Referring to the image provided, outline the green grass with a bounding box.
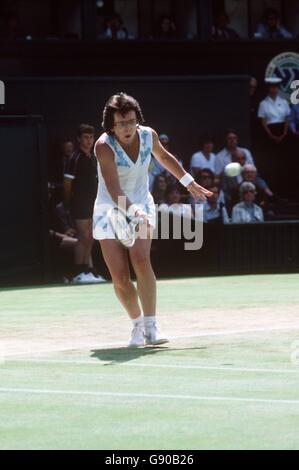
[0,274,299,449]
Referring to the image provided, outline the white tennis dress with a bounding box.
[93,125,157,240]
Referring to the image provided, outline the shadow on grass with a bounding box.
[90,345,206,365]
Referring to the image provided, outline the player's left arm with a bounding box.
[151,128,213,201]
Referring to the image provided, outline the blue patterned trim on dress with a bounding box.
[140,129,151,165]
[107,135,131,168]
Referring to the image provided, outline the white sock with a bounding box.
[132,314,144,327]
[144,315,156,331]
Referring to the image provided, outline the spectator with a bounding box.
[154,16,178,40]
[242,164,273,198]
[196,168,215,190]
[220,149,246,212]
[255,8,292,39]
[190,136,216,176]
[159,185,193,219]
[61,139,75,178]
[231,182,264,223]
[212,12,240,41]
[151,174,168,205]
[201,186,229,224]
[215,129,255,176]
[55,201,77,238]
[258,77,291,195]
[99,13,129,40]
[48,183,77,282]
[149,133,182,191]
[258,78,290,141]
[64,124,106,284]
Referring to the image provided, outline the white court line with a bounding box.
[9,359,299,375]
[0,387,299,405]
[3,324,299,359]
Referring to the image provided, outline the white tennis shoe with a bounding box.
[71,272,106,285]
[145,325,169,346]
[128,325,145,348]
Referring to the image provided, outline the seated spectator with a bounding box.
[99,13,129,40]
[55,201,77,238]
[255,8,292,39]
[242,164,273,199]
[212,12,240,41]
[190,136,216,176]
[196,168,215,189]
[48,182,77,282]
[154,16,178,39]
[220,149,246,212]
[289,103,299,137]
[159,185,193,219]
[201,186,229,224]
[215,129,255,176]
[149,133,182,191]
[151,174,168,205]
[231,182,264,223]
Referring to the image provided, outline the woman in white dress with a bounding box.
[93,93,212,347]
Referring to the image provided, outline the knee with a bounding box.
[113,272,131,290]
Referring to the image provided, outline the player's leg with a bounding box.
[128,228,156,316]
[129,225,168,345]
[100,239,142,320]
[100,239,144,347]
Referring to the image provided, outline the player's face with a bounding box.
[113,111,138,145]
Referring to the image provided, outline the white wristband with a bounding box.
[179,173,194,188]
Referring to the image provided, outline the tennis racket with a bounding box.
[107,207,147,248]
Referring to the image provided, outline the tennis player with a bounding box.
[93,93,212,347]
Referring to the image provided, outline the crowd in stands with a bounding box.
[1,6,298,42]
[47,76,298,283]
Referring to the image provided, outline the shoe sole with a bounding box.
[127,343,145,348]
[145,338,169,346]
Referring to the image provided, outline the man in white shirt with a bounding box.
[215,129,255,175]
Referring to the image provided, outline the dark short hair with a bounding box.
[200,135,214,147]
[102,93,145,135]
[77,124,95,138]
[225,129,238,138]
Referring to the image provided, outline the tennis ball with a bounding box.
[224,162,242,177]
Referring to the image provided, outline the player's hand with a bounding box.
[187,181,213,202]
